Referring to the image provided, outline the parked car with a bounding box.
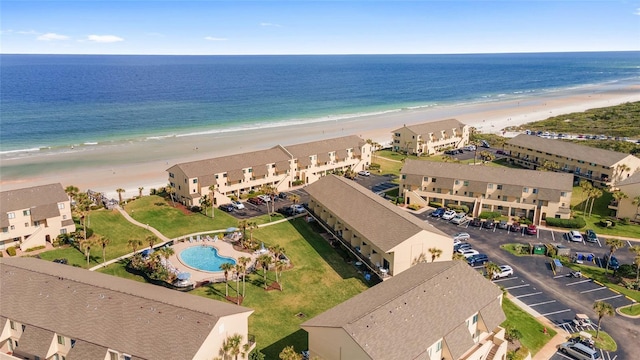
[442,210,457,220]
[257,194,271,203]
[567,230,584,242]
[558,341,600,360]
[492,265,514,279]
[482,219,495,229]
[219,204,235,212]
[450,213,467,225]
[455,243,473,253]
[453,232,471,241]
[497,220,508,230]
[470,218,482,227]
[53,258,68,264]
[231,200,245,210]
[277,206,295,216]
[464,145,476,151]
[291,204,306,214]
[510,222,521,232]
[247,197,264,205]
[467,254,489,266]
[603,254,620,270]
[431,207,446,217]
[496,150,505,155]
[278,192,288,199]
[460,249,480,258]
[584,229,599,243]
[358,170,370,176]
[525,224,537,235]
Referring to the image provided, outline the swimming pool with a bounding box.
[179,246,236,272]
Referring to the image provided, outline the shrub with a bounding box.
[545,217,585,229]
[621,217,630,225]
[292,180,304,186]
[150,188,157,195]
[25,245,45,252]
[190,206,202,213]
[617,264,636,278]
[407,204,423,211]
[479,211,501,219]
[6,247,17,256]
[368,163,381,170]
[429,201,443,208]
[449,204,470,214]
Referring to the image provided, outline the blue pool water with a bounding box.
[179,246,236,272]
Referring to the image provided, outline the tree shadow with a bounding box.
[261,329,308,360]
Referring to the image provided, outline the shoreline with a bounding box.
[1,81,639,199]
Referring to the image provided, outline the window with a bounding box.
[532,188,538,194]
[60,229,67,234]
[123,355,132,360]
[523,187,529,193]
[25,223,29,227]
[169,172,175,178]
[497,185,503,190]
[192,179,198,184]
[463,181,469,186]
[58,203,65,209]
[488,183,493,189]
[10,225,15,230]
[34,221,40,227]
[401,174,406,180]
[436,340,442,351]
[561,192,567,197]
[432,178,437,183]
[10,320,15,330]
[57,335,65,345]
[8,212,15,219]
[472,314,478,324]
[2,227,7,233]
[23,210,31,216]
[455,180,459,185]
[109,352,118,360]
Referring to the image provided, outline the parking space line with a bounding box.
[553,274,566,279]
[580,287,607,294]
[540,309,571,317]
[528,300,556,307]
[566,279,591,286]
[551,231,555,242]
[596,294,623,302]
[515,292,542,298]
[492,277,518,283]
[627,240,632,247]
[505,284,530,290]
[611,354,617,360]
[555,351,573,359]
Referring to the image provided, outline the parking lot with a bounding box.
[225,189,310,219]
[419,209,639,359]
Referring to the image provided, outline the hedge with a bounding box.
[407,204,423,211]
[368,163,381,170]
[25,245,46,252]
[479,211,501,219]
[6,246,17,256]
[448,204,470,214]
[545,217,586,229]
[429,201,443,208]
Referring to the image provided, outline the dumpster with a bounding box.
[553,258,563,273]
[533,244,546,255]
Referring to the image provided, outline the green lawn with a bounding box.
[578,330,617,351]
[190,218,369,358]
[570,186,640,238]
[564,263,640,302]
[502,297,557,355]
[619,304,640,316]
[97,260,147,282]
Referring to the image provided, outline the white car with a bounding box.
[258,195,271,202]
[358,170,370,176]
[450,213,467,225]
[231,200,245,210]
[453,232,470,241]
[453,239,462,247]
[291,204,306,214]
[492,265,514,279]
[441,210,456,220]
[460,249,479,258]
[567,230,583,242]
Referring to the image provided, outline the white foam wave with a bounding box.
[0,147,43,155]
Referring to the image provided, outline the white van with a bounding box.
[559,341,600,360]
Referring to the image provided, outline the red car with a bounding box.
[247,197,264,205]
[526,224,537,235]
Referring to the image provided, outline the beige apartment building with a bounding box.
[609,171,640,221]
[167,135,371,207]
[0,257,254,360]
[505,134,640,188]
[305,175,453,278]
[302,260,508,360]
[0,183,75,252]
[401,160,574,224]
[392,119,469,155]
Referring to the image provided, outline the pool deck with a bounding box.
[168,239,259,284]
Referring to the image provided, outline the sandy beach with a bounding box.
[1,81,639,199]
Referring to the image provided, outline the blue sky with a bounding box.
[1,1,639,55]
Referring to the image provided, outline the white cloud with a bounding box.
[87,34,124,43]
[1,29,39,35]
[204,36,227,41]
[260,22,282,27]
[37,32,69,41]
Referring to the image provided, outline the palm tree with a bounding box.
[412,252,428,265]
[166,183,176,206]
[75,192,92,242]
[260,184,277,221]
[225,333,245,360]
[612,190,628,206]
[275,260,287,290]
[579,180,593,212]
[128,238,143,255]
[279,346,302,360]
[208,184,216,218]
[79,237,95,266]
[588,187,603,217]
[116,188,125,204]
[146,234,158,250]
[592,301,615,339]
[541,160,560,172]
[97,235,110,264]
[234,264,243,304]
[238,256,251,297]
[629,245,640,285]
[199,194,210,216]
[156,246,174,260]
[452,252,466,261]
[614,163,631,184]
[604,238,624,274]
[237,220,249,240]
[138,186,144,198]
[632,195,640,219]
[288,194,300,205]
[258,254,272,289]
[247,221,258,246]
[220,262,234,297]
[484,262,501,280]
[64,185,79,203]
[428,247,442,262]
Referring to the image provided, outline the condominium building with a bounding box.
[302,260,507,360]
[391,119,469,155]
[167,135,371,207]
[0,183,75,252]
[504,134,640,188]
[0,257,254,360]
[401,160,574,224]
[609,171,640,221]
[305,175,453,278]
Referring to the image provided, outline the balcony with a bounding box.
[608,200,619,210]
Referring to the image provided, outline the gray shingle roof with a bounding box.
[302,261,505,360]
[507,134,636,167]
[617,171,640,186]
[394,119,466,136]
[0,183,68,212]
[305,175,448,252]
[284,135,365,159]
[14,325,54,356]
[1,257,252,360]
[65,341,110,360]
[402,160,573,192]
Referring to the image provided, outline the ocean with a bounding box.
[1,52,639,155]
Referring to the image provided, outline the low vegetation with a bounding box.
[501,297,556,355]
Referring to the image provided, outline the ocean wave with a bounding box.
[0,147,44,155]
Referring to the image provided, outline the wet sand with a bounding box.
[1,81,639,199]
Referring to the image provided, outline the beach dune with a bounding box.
[1,82,639,200]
